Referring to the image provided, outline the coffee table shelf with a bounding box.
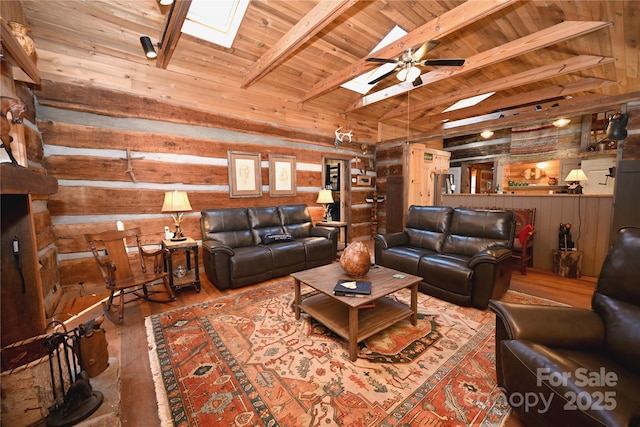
[300,294,413,343]
[292,263,421,361]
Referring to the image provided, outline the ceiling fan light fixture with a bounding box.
[397,65,421,83]
[396,67,408,82]
[407,66,421,83]
[140,36,157,59]
[159,0,174,4]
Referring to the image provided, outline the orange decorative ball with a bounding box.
[340,241,371,278]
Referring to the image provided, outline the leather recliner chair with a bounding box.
[490,227,640,427]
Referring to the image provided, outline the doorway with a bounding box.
[322,157,350,240]
[468,162,494,194]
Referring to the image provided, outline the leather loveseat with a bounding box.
[201,204,338,290]
[490,227,640,427]
[374,206,515,309]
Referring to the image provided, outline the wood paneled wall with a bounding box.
[35,84,373,289]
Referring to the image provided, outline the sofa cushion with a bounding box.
[376,246,435,276]
[265,240,305,268]
[297,237,335,263]
[419,254,472,295]
[201,208,254,248]
[279,205,313,238]
[229,246,273,279]
[248,206,284,244]
[405,206,452,251]
[443,208,514,256]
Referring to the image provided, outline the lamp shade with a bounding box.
[564,169,588,182]
[316,189,334,204]
[162,191,192,212]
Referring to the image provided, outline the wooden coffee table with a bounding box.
[291,263,421,361]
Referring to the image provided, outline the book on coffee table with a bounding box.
[333,279,372,297]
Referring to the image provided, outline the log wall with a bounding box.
[36,84,374,289]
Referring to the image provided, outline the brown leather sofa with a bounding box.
[490,227,640,427]
[374,206,515,309]
[201,204,338,289]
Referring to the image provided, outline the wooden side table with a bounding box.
[317,221,348,250]
[552,249,583,278]
[162,237,201,292]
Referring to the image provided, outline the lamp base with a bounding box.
[171,225,186,241]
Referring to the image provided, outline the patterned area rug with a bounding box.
[146,278,556,426]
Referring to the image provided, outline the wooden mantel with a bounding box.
[0,163,58,195]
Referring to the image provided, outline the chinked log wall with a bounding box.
[35,83,374,289]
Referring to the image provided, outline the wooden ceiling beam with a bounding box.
[301,0,518,102]
[411,78,617,128]
[439,91,640,137]
[156,0,191,69]
[241,0,359,88]
[357,20,612,115]
[378,90,640,144]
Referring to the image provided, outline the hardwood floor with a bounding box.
[57,260,596,426]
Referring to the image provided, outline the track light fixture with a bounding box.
[140,36,158,59]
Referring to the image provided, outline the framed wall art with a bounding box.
[356,175,373,186]
[228,151,262,198]
[269,154,296,196]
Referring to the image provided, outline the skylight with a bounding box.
[341,25,408,95]
[442,92,495,112]
[181,0,250,48]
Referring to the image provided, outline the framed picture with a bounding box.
[269,155,296,196]
[228,151,262,198]
[356,175,373,186]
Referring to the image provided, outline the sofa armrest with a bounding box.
[373,232,408,249]
[468,246,511,268]
[202,240,234,256]
[489,300,605,349]
[311,225,338,240]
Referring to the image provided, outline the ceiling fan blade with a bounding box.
[368,69,396,85]
[365,57,397,64]
[423,59,466,66]
[412,40,440,61]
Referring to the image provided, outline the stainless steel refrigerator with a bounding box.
[434,173,455,206]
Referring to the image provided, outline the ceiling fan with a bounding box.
[365,40,465,86]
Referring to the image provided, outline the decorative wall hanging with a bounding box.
[269,154,296,196]
[228,151,262,198]
[510,123,558,161]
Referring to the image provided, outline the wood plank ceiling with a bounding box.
[15,0,640,145]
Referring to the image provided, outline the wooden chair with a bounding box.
[85,227,175,323]
[512,224,535,275]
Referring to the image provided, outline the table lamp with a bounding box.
[162,190,192,241]
[316,189,334,222]
[564,169,588,194]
